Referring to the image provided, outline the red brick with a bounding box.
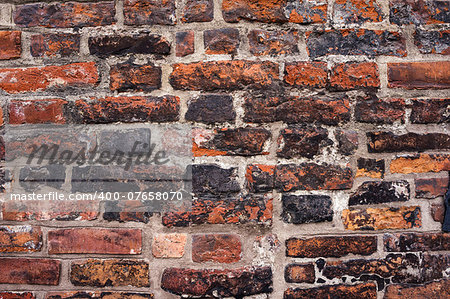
[284,61,327,88]
[410,98,450,124]
[246,164,275,193]
[342,206,422,230]
[204,28,240,54]
[48,228,141,254]
[0,258,60,285]
[192,234,241,263]
[330,62,380,90]
[249,29,299,56]
[333,0,382,24]
[110,62,161,92]
[0,31,21,60]
[385,279,450,299]
[355,95,405,124]
[390,0,449,25]
[124,0,176,25]
[170,60,279,91]
[432,203,445,223]
[0,293,35,299]
[416,177,448,198]
[388,61,450,89]
[285,283,377,299]
[9,99,66,124]
[46,292,153,299]
[152,233,187,258]
[30,33,80,57]
[14,2,115,28]
[0,62,98,94]
[285,263,315,283]
[0,226,42,252]
[176,31,194,57]
[384,232,450,252]
[182,0,213,23]
[390,154,450,174]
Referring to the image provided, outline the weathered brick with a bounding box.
[355,95,405,124]
[30,33,80,57]
[0,226,42,252]
[388,61,450,89]
[192,164,240,194]
[415,29,450,54]
[222,0,327,24]
[282,194,332,224]
[342,206,421,230]
[103,200,153,223]
[285,263,315,283]
[384,233,450,252]
[285,283,377,299]
[152,233,187,258]
[390,154,450,173]
[333,0,382,24]
[48,228,141,254]
[246,164,275,193]
[46,292,153,299]
[249,29,299,56]
[0,31,21,59]
[18,165,65,192]
[368,132,450,153]
[182,0,213,22]
[0,293,35,299]
[275,163,353,191]
[70,259,149,287]
[161,267,272,297]
[89,34,170,57]
[110,62,161,92]
[170,60,279,90]
[349,181,410,206]
[14,2,115,27]
[0,258,60,285]
[69,95,179,123]
[385,279,450,298]
[204,28,240,54]
[284,61,327,88]
[244,95,351,124]
[123,0,176,25]
[185,94,235,124]
[286,236,377,258]
[390,0,449,25]
[415,177,448,198]
[176,31,194,57]
[307,29,406,58]
[0,62,98,93]
[432,203,445,223]
[9,99,66,124]
[193,127,270,156]
[410,98,450,123]
[277,126,331,158]
[330,62,380,90]
[356,158,385,178]
[335,129,359,155]
[192,234,241,263]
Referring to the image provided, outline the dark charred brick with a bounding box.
[390,0,450,25]
[284,283,377,299]
[335,129,359,155]
[367,131,450,153]
[415,177,448,198]
[0,31,21,60]
[388,61,450,89]
[333,0,382,24]
[103,200,153,223]
[98,128,150,154]
[192,234,241,263]
[182,0,213,23]
[356,158,385,178]
[30,33,80,57]
[275,163,353,191]
[170,60,279,91]
[349,181,410,206]
[110,62,161,92]
[69,95,179,123]
[161,266,272,297]
[330,62,380,91]
[19,165,66,192]
[286,236,377,258]
[162,194,272,227]
[89,34,170,57]
[70,259,149,287]
[307,29,406,59]
[385,279,450,299]
[415,29,450,54]
[185,94,235,124]
[222,0,327,24]
[284,61,328,88]
[246,164,275,193]
[355,95,405,124]
[384,233,450,252]
[281,194,333,224]
[193,127,270,156]
[410,98,450,123]
[14,2,115,28]
[0,258,60,285]
[176,31,194,57]
[0,225,42,252]
[204,28,240,54]
[244,95,350,125]
[390,154,450,174]
[285,264,315,283]
[248,29,299,56]
[46,292,154,299]
[123,0,176,25]
[277,126,331,158]
[192,164,240,194]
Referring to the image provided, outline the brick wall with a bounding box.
[0,0,449,298]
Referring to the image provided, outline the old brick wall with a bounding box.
[0,0,449,298]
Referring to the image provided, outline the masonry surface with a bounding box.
[0,0,449,298]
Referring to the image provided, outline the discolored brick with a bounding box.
[390,0,450,25]
[89,34,170,57]
[277,126,331,158]
[152,233,187,258]
[285,263,315,283]
[356,158,385,178]
[415,177,448,198]
[349,181,409,206]
[0,226,42,252]
[110,62,161,92]
[192,234,241,263]
[284,61,327,88]
[246,164,275,193]
[388,61,450,89]
[384,279,450,298]
[390,154,450,173]
[185,94,235,124]
[123,0,176,25]
[0,258,60,285]
[0,293,35,299]
[204,28,240,54]
[333,0,382,24]
[192,164,240,194]
[9,99,66,124]
[31,33,80,57]
[415,29,450,54]
[182,0,213,23]
[46,292,153,299]
[330,62,380,91]
[335,129,359,155]
[432,203,445,223]
[368,132,450,153]
[176,31,194,57]
[281,194,332,224]
[355,95,405,124]
[384,232,450,252]
[410,98,450,123]
[249,29,299,56]
[0,31,21,59]
[284,283,377,299]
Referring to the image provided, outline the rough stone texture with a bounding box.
[176,31,194,57]
[192,164,240,194]
[384,279,450,299]
[246,164,275,193]
[284,61,327,88]
[204,28,240,54]
[415,177,448,198]
[355,95,405,124]
[333,0,382,24]
[192,234,241,263]
[89,34,170,57]
[30,33,80,57]
[185,94,235,124]
[335,129,359,155]
[110,62,161,92]
[384,233,450,252]
[277,126,331,158]
[410,98,450,123]
[0,226,42,252]
[123,0,176,25]
[152,233,187,258]
[249,29,299,56]
[285,283,377,299]
[349,181,410,206]
[415,29,450,54]
[0,31,21,59]
[356,158,385,178]
[390,0,450,25]
[0,258,60,285]
[390,154,450,173]
[330,62,380,90]
[281,194,333,224]
[284,263,315,283]
[388,61,450,89]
